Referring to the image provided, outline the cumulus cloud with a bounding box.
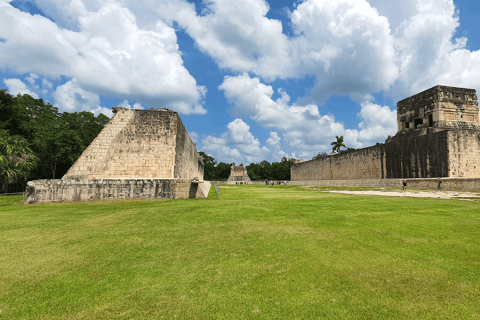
[189,131,198,144]
[266,131,288,160]
[119,100,144,110]
[201,119,270,164]
[290,0,398,100]
[53,79,101,112]
[0,0,206,114]
[154,0,398,102]
[153,0,292,81]
[3,78,39,98]
[219,74,396,158]
[344,102,397,148]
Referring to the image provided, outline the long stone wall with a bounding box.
[24,179,211,204]
[210,178,480,191]
[291,146,386,181]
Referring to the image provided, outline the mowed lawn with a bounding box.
[0,185,479,319]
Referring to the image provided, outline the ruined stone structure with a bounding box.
[25,107,210,204]
[227,165,251,183]
[291,85,480,181]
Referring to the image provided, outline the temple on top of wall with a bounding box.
[291,85,480,181]
[227,165,251,183]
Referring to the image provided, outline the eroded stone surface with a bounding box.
[291,85,480,182]
[25,108,209,204]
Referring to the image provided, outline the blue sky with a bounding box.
[1,0,480,164]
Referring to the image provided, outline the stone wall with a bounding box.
[24,179,211,204]
[385,130,450,178]
[226,166,251,182]
[64,108,179,179]
[447,130,480,177]
[174,118,204,180]
[26,107,209,204]
[291,146,386,181]
[210,178,480,191]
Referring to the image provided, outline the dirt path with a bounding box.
[321,189,480,200]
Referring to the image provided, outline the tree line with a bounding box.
[199,152,292,181]
[1,90,109,193]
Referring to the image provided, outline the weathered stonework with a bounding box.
[227,165,251,183]
[25,108,210,204]
[63,107,204,180]
[291,85,480,183]
[397,85,479,131]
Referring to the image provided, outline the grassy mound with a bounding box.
[1,185,479,319]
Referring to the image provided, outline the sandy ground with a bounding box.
[317,188,480,200]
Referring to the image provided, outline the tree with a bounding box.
[246,162,262,180]
[331,135,347,153]
[215,162,232,180]
[312,152,328,160]
[199,151,217,180]
[0,130,39,193]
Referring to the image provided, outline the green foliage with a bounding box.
[312,152,329,160]
[0,89,109,187]
[198,152,234,180]
[0,130,39,193]
[339,147,357,154]
[215,162,232,180]
[246,158,291,180]
[199,151,217,180]
[1,186,480,318]
[331,135,347,153]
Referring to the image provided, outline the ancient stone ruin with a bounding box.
[291,85,480,181]
[227,165,251,184]
[25,107,210,204]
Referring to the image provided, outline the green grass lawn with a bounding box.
[0,185,479,319]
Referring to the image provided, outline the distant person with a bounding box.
[284,181,286,186]
[265,179,268,186]
[438,177,442,191]
[402,179,407,191]
[271,181,274,186]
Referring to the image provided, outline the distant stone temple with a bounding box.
[227,165,251,183]
[25,107,210,203]
[291,85,480,181]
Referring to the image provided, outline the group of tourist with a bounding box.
[265,180,287,186]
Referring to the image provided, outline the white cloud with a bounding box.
[153,0,292,82]
[90,106,113,118]
[219,73,396,158]
[266,131,288,160]
[344,101,397,148]
[154,0,398,102]
[3,78,39,98]
[0,0,207,114]
[53,79,101,112]
[201,119,270,164]
[26,73,39,86]
[290,0,398,100]
[119,100,144,110]
[189,131,198,144]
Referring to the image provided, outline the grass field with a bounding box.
[0,185,479,319]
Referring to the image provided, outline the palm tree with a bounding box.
[0,131,39,193]
[330,135,347,153]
